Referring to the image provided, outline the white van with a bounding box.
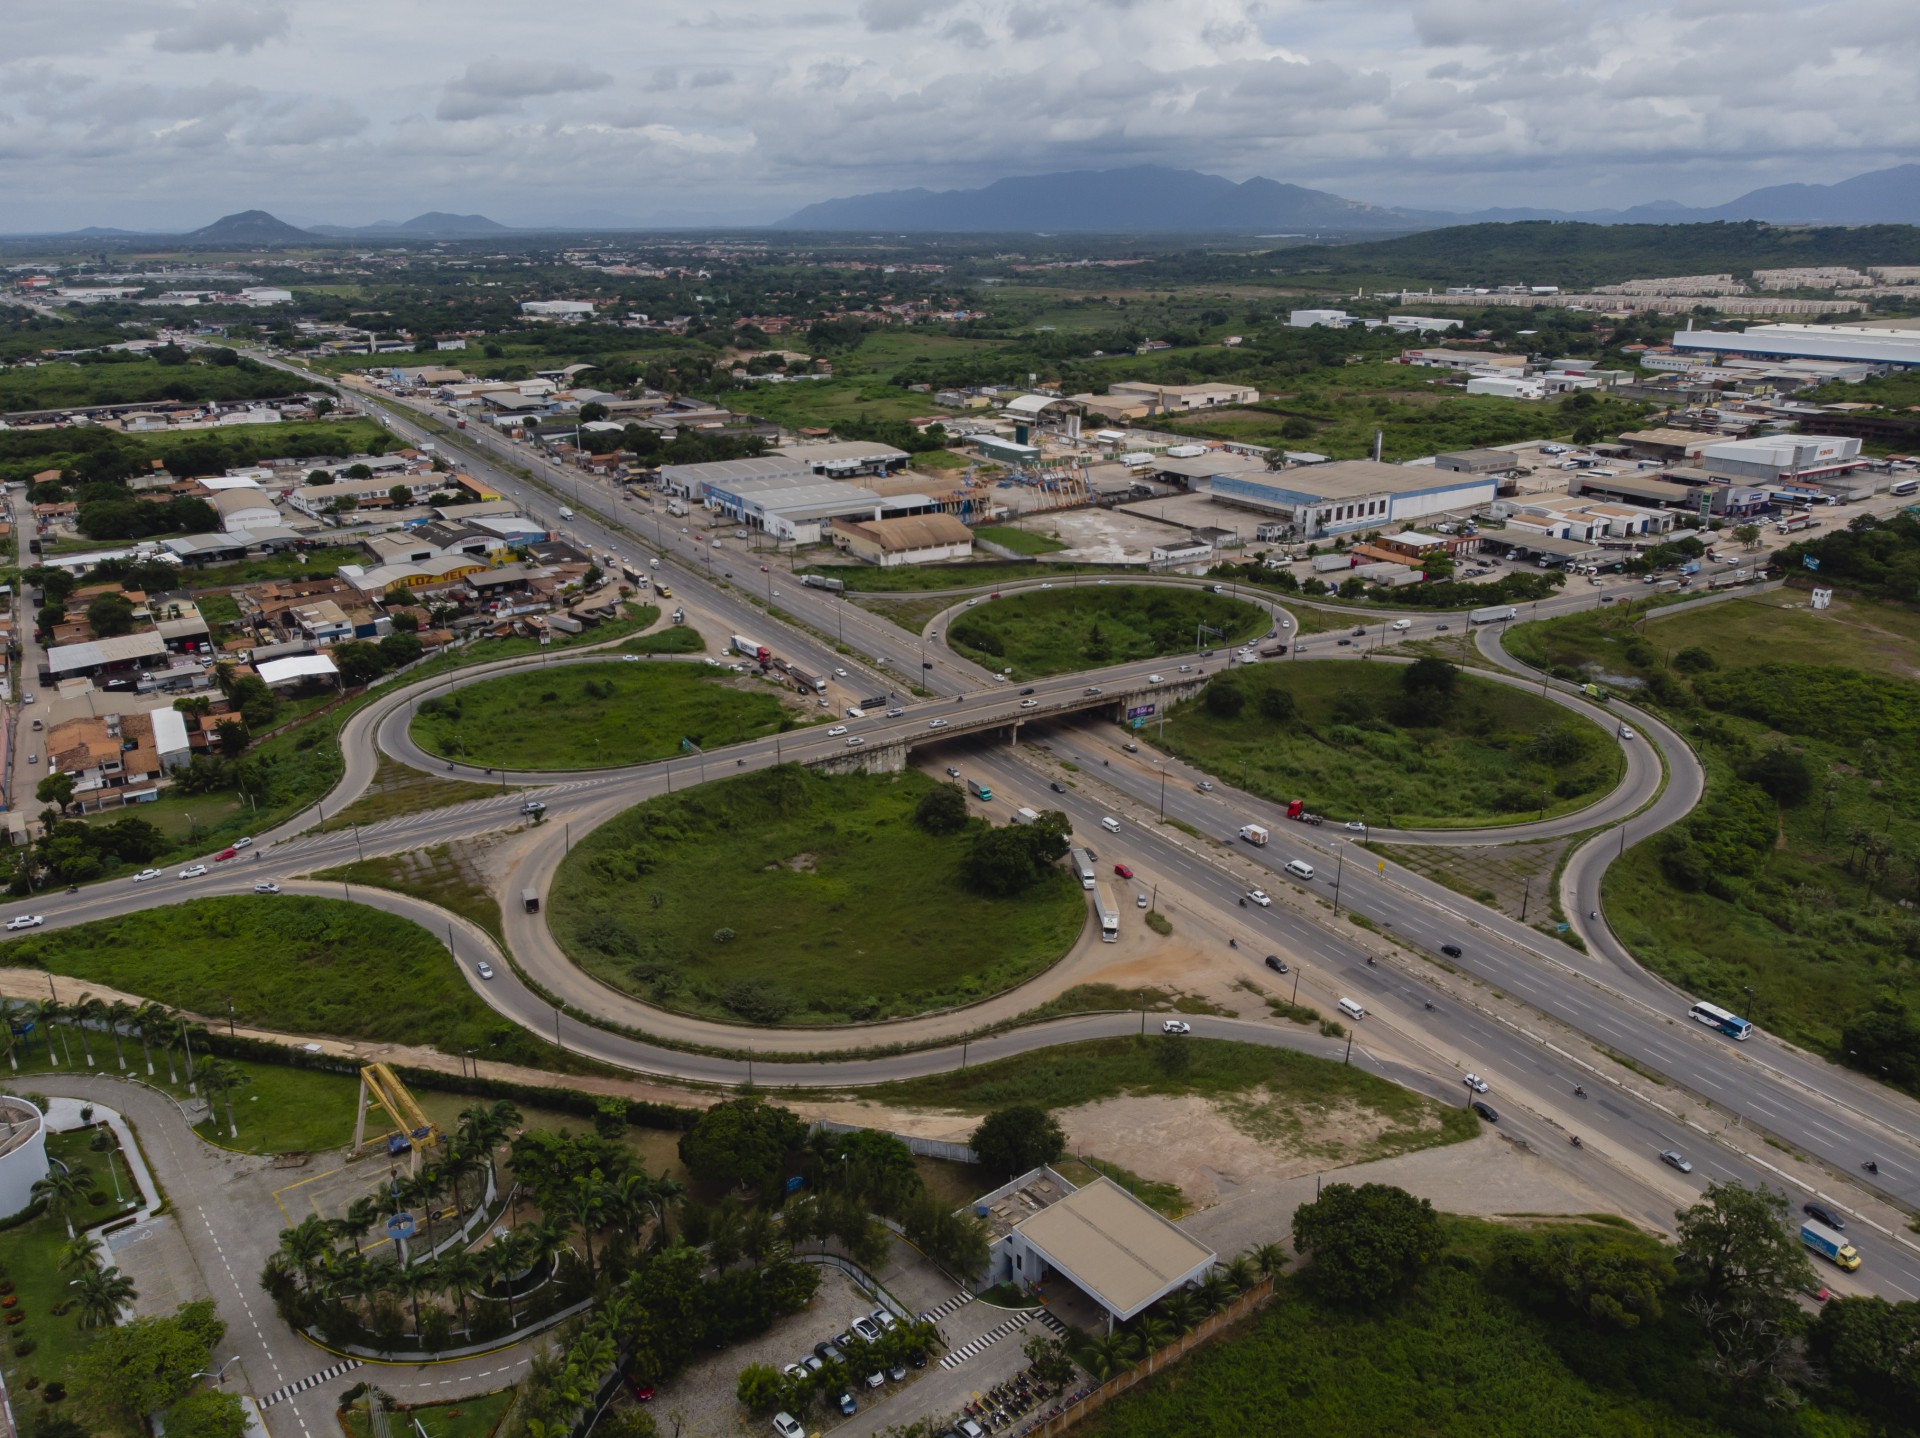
[1284,859,1316,880]
[1338,997,1366,1021]
[1100,816,1121,834]
[558,505,575,520]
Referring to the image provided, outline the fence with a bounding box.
[1017,1277,1274,1438]
[809,1119,978,1165]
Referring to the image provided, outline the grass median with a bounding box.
[947,584,1267,679]
[550,766,1086,1025]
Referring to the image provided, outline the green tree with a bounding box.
[1291,1182,1440,1305]
[1205,677,1246,718]
[1809,1295,1920,1420]
[913,782,970,836]
[1402,655,1458,698]
[1742,746,1813,807]
[73,1303,224,1426]
[969,1104,1064,1177]
[678,1097,806,1194]
[735,1362,784,1413]
[30,1164,96,1237]
[74,1265,139,1328]
[1673,1181,1812,1304]
[1258,685,1297,723]
[86,591,138,638]
[35,770,77,815]
[1672,645,1718,673]
[1495,1227,1674,1331]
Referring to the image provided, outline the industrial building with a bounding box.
[1207,459,1498,539]
[829,513,975,567]
[1670,324,1920,368]
[658,442,908,501]
[1433,449,1526,476]
[1695,435,1865,486]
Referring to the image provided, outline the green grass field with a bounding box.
[1080,1217,1813,1438]
[340,1389,516,1438]
[947,586,1267,679]
[174,545,364,589]
[839,1035,1477,1166]
[1158,661,1616,827]
[0,897,574,1070]
[550,766,1087,1025]
[974,524,1067,556]
[316,842,505,946]
[411,660,792,770]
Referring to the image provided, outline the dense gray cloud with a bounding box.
[0,0,1913,230]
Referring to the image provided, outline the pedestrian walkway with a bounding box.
[42,1095,163,1219]
[938,1307,1061,1371]
[923,1289,975,1322]
[260,1358,361,1409]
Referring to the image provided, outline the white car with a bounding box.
[966,598,980,607]
[1019,698,1038,709]
[834,667,849,678]
[1246,889,1272,907]
[1392,619,1413,631]
[773,1415,806,1438]
[1280,619,1292,629]
[1463,1073,1490,1094]
[886,707,904,717]
[828,725,849,736]
[845,735,866,746]
[476,961,495,980]
[5,915,44,931]
[132,868,163,883]
[1147,673,1164,684]
[178,864,208,880]
[253,881,280,895]
[1040,582,1053,589]
[1345,820,1367,832]
[929,718,949,729]
[1161,1019,1192,1035]
[850,1315,882,1344]
[234,836,253,849]
[1084,686,1103,696]
[1619,725,1637,741]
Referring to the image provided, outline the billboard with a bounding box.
[1126,704,1156,720]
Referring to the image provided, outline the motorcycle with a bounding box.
[1423,1000,1434,1011]
[1574,1085,1586,1098]
[1865,1159,1880,1174]
[1228,938,1238,949]
[1238,897,1247,908]
[1569,1135,1583,1148]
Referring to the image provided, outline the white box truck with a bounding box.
[1069,848,1097,890]
[1238,823,1270,846]
[1469,605,1518,626]
[1013,806,1041,826]
[1094,883,1120,942]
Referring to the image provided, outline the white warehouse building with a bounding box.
[1670,324,1920,368]
[1208,459,1498,539]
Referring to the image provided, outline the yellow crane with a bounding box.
[350,1062,445,1172]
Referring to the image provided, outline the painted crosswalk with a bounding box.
[923,1289,976,1322]
[259,1358,361,1408]
[939,1309,1041,1370]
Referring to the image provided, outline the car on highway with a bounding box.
[966,598,980,607]
[215,847,239,861]
[1246,889,1271,907]
[929,719,949,730]
[132,868,163,883]
[234,836,253,849]
[1147,673,1164,684]
[1137,893,1148,908]
[1161,1019,1192,1035]
[522,800,547,816]
[1463,1073,1489,1093]
[828,725,849,736]
[1196,779,1213,792]
[834,667,849,678]
[1019,698,1038,709]
[1050,782,1066,793]
[178,864,208,880]
[254,881,280,895]
[1441,943,1464,958]
[946,766,961,778]
[773,1414,806,1438]
[1470,1101,1499,1123]
[1114,862,1134,879]
[1618,725,1637,741]
[1803,1201,1845,1230]
[1122,742,1139,753]
[1337,638,1352,646]
[1040,582,1053,589]
[761,565,770,572]
[1279,619,1292,629]
[1351,626,1367,636]
[5,915,44,932]
[1435,622,1451,631]
[1178,664,1191,673]
[845,735,866,746]
[886,707,904,717]
[1264,955,1288,973]
[476,961,495,980]
[1020,686,1036,695]
[1083,686,1102,696]
[1392,619,1413,630]
[1345,820,1366,832]
[1661,1150,1694,1173]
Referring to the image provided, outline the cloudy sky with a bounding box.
[3,0,1915,230]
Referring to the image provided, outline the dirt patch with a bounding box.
[783,852,819,873]
[1057,1089,1442,1208]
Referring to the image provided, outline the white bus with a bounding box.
[1890,477,1918,497]
[1689,1001,1753,1041]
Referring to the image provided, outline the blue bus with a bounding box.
[1690,1001,1753,1041]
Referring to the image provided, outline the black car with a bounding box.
[1020,686,1036,695]
[1050,782,1066,793]
[1804,1201,1846,1230]
[1337,638,1352,646]
[1471,1101,1499,1123]
[1264,955,1289,974]
[1351,626,1367,636]
[1441,943,1463,958]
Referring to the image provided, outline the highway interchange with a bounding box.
[21,356,1920,1304]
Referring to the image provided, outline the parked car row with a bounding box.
[772,1308,927,1432]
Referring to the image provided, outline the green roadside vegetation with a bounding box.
[411,659,792,770]
[1504,525,1920,1088]
[947,585,1267,679]
[1081,1210,1855,1438]
[622,624,706,654]
[0,352,309,411]
[172,544,364,589]
[844,1035,1477,1166]
[0,417,392,488]
[974,524,1067,556]
[1156,659,1616,827]
[550,767,1086,1025]
[315,755,508,831]
[0,897,585,1071]
[316,842,504,946]
[796,558,1125,592]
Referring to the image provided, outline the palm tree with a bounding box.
[441,1145,485,1218]
[397,1257,438,1337]
[456,1100,521,1190]
[564,1178,610,1277]
[435,1247,484,1335]
[31,1165,96,1237]
[1222,1254,1258,1292]
[133,1002,172,1078]
[73,1264,138,1329]
[59,1232,105,1275]
[38,998,69,1068]
[1130,1313,1174,1353]
[487,1231,532,1328]
[198,1057,250,1138]
[72,993,106,1066]
[1196,1271,1237,1314]
[1250,1241,1288,1278]
[332,1196,382,1256]
[104,999,137,1070]
[278,1215,334,1286]
[1,1000,25,1072]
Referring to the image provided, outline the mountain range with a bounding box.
[780,162,1920,232]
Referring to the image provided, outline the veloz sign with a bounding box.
[1126,704,1156,720]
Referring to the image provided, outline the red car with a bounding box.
[214,848,239,862]
[1114,862,1134,879]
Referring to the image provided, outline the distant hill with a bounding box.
[186,210,314,245]
[781,165,1429,233]
[1443,164,1920,227]
[308,211,514,238]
